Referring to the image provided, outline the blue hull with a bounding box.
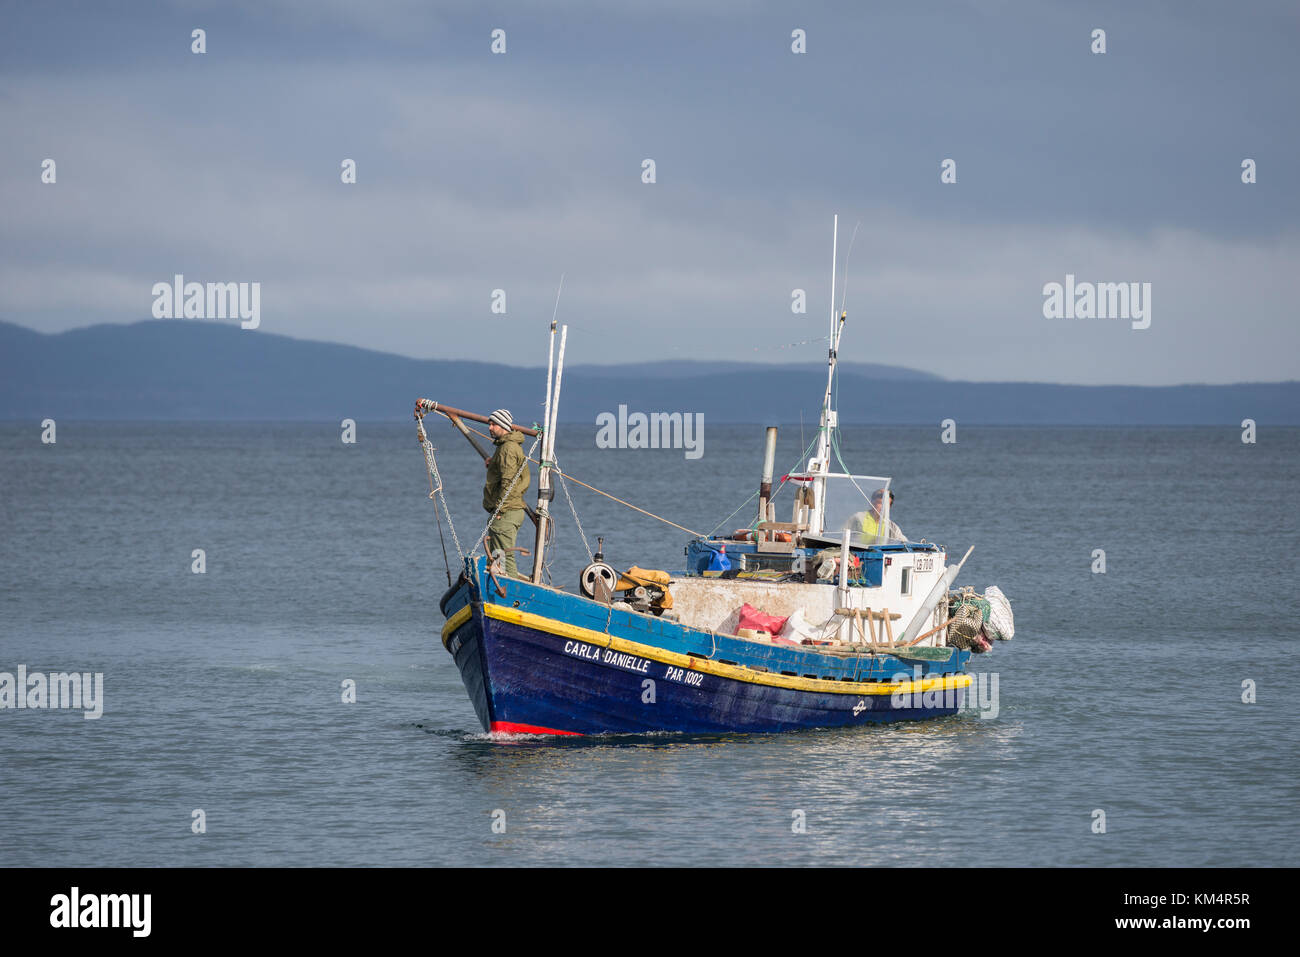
[441,557,970,736]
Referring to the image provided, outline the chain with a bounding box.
[555,459,593,560]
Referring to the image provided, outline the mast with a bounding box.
[531,324,568,583]
[549,326,568,469]
[532,323,557,582]
[531,278,565,583]
[809,214,844,537]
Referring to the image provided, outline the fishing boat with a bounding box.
[415,218,1012,736]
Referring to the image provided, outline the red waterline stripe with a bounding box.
[490,720,582,736]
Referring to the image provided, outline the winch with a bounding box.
[578,540,673,615]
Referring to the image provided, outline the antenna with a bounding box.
[838,219,861,319]
[829,214,838,341]
[550,272,565,331]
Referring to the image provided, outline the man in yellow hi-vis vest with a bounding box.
[854,488,904,543]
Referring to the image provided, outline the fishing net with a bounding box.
[984,585,1015,640]
[946,589,990,650]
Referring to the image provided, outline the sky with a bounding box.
[1,0,1296,385]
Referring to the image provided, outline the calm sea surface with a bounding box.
[1,422,1297,866]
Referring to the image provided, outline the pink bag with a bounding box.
[736,603,789,637]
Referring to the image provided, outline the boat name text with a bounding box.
[563,641,651,674]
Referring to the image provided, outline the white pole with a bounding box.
[548,325,568,458]
[544,328,555,452]
[811,214,838,536]
[532,284,563,583]
[543,274,563,437]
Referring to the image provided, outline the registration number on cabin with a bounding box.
[914,557,934,573]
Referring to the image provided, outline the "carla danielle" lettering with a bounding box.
[562,641,651,674]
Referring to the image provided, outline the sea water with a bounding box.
[1,423,1296,866]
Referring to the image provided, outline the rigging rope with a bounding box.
[831,430,883,510]
[704,431,821,538]
[417,418,464,567]
[704,489,759,540]
[430,475,452,586]
[431,412,706,538]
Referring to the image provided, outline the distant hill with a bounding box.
[565,359,943,381]
[2,320,1297,424]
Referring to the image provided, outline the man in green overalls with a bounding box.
[483,409,531,577]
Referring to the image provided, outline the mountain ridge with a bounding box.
[2,320,1296,424]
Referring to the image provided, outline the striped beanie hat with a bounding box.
[489,409,513,431]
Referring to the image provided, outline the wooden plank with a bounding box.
[904,617,951,648]
[834,607,902,621]
[865,611,880,650]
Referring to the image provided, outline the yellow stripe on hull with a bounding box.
[442,601,970,698]
[442,604,473,640]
